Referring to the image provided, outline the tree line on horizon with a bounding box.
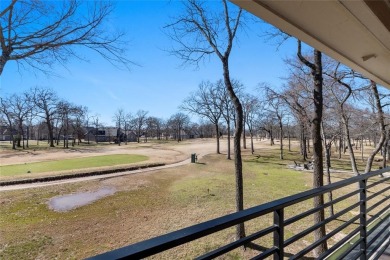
[0,86,216,149]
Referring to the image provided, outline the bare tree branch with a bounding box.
[0,0,134,76]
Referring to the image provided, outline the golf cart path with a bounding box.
[0,156,194,191]
[0,139,240,191]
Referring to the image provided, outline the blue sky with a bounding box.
[1,0,297,125]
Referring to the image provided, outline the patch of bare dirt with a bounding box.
[0,138,248,166]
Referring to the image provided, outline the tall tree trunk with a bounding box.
[270,127,274,146]
[298,42,327,256]
[57,125,63,146]
[321,123,334,217]
[310,50,327,256]
[365,81,386,173]
[26,126,29,148]
[0,55,7,76]
[215,123,220,154]
[300,123,307,160]
[288,126,291,152]
[227,121,231,160]
[47,121,55,147]
[342,114,359,175]
[223,59,245,240]
[300,126,304,155]
[242,120,246,149]
[250,132,254,154]
[383,134,388,168]
[17,133,21,147]
[278,119,283,160]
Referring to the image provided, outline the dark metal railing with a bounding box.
[88,168,390,260]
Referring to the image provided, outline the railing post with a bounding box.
[359,178,367,260]
[273,209,284,260]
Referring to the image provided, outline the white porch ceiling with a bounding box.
[230,0,390,88]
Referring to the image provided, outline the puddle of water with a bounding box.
[48,187,116,212]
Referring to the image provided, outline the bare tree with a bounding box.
[123,112,134,144]
[5,93,34,149]
[278,69,312,160]
[57,101,80,148]
[168,113,190,142]
[197,120,215,139]
[166,0,246,239]
[93,114,101,143]
[327,63,359,175]
[0,96,16,149]
[240,93,250,150]
[72,105,85,145]
[84,110,94,144]
[257,109,276,146]
[145,116,163,141]
[181,81,223,153]
[0,0,133,75]
[242,94,261,154]
[133,110,148,143]
[113,108,125,146]
[321,121,335,217]
[297,40,327,255]
[32,87,59,147]
[216,79,240,160]
[364,81,387,173]
[263,87,288,160]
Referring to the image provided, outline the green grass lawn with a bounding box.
[0,154,148,177]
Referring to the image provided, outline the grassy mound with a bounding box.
[0,154,148,177]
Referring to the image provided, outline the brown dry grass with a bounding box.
[0,140,388,259]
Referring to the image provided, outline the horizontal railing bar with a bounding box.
[284,189,360,226]
[367,185,390,201]
[367,205,389,226]
[349,250,363,260]
[285,201,362,247]
[367,208,389,236]
[371,237,390,260]
[367,221,390,248]
[88,168,389,260]
[335,237,363,260]
[195,226,276,260]
[367,229,389,258]
[250,246,277,260]
[366,176,390,189]
[318,226,360,259]
[367,196,389,213]
[290,214,360,260]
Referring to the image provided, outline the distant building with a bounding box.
[84,127,137,143]
[0,125,22,141]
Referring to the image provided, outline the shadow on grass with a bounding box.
[334,218,360,225]
[246,242,315,259]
